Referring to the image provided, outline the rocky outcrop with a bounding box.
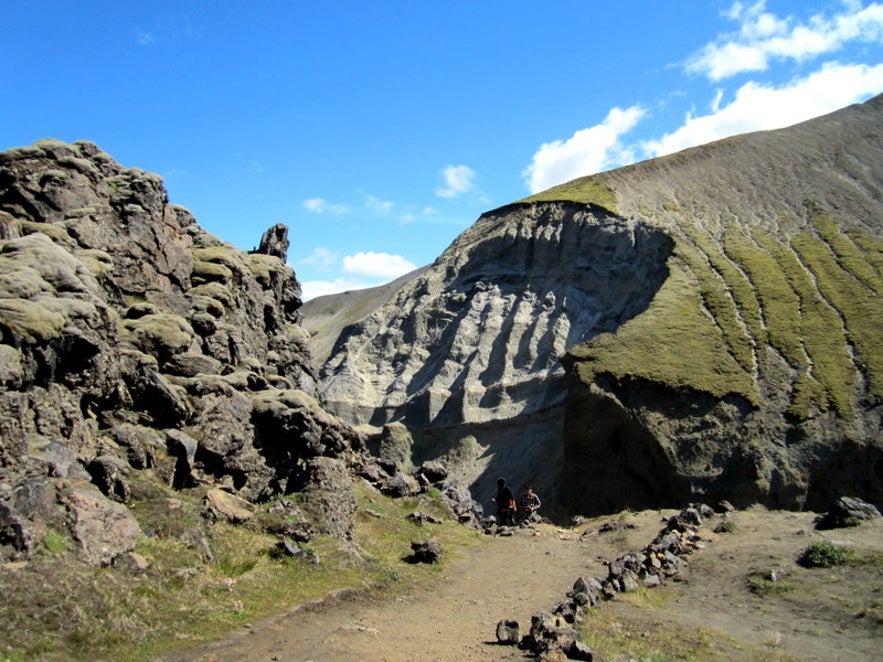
[313,95,883,517]
[0,139,362,564]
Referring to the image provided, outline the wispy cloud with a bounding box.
[436,165,476,198]
[686,0,883,81]
[298,246,338,270]
[365,195,395,214]
[642,61,883,158]
[302,197,350,215]
[522,105,646,194]
[134,13,200,48]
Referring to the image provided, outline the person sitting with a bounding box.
[519,485,541,524]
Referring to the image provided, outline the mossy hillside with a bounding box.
[546,174,882,418]
[569,258,758,404]
[121,312,195,361]
[792,215,883,403]
[520,173,619,215]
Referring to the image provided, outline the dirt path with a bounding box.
[171,509,883,662]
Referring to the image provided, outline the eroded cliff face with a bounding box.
[319,203,674,506]
[317,96,883,517]
[0,140,361,564]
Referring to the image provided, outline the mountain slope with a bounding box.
[315,95,883,515]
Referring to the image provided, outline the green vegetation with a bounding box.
[677,232,756,373]
[577,599,797,662]
[560,191,883,419]
[0,479,479,661]
[519,173,619,215]
[747,570,796,597]
[797,541,854,568]
[751,226,854,416]
[569,258,758,403]
[794,208,883,403]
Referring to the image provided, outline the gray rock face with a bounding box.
[0,139,361,563]
[319,205,672,508]
[321,205,672,428]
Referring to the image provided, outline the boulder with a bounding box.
[495,619,520,645]
[299,457,356,541]
[204,488,255,524]
[816,496,882,530]
[406,538,442,564]
[64,481,140,566]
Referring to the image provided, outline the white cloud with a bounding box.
[302,197,350,214]
[522,105,646,194]
[300,278,374,301]
[342,251,418,279]
[642,61,883,158]
[687,1,883,81]
[436,165,476,198]
[298,246,337,270]
[299,251,418,300]
[365,195,395,214]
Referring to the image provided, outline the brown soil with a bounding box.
[169,509,883,662]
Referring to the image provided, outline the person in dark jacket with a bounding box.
[493,477,516,526]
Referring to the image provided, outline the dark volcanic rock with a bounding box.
[815,496,882,530]
[0,139,362,564]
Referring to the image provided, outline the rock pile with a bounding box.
[357,454,484,528]
[496,506,709,660]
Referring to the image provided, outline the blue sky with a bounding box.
[3,1,883,299]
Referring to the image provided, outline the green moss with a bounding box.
[244,253,286,286]
[683,224,766,345]
[0,298,66,342]
[20,220,71,243]
[519,173,619,215]
[676,238,756,373]
[847,229,883,278]
[724,228,804,368]
[570,259,757,403]
[753,230,853,416]
[792,228,883,403]
[190,282,233,307]
[192,245,244,271]
[191,260,233,283]
[121,313,194,358]
[806,202,882,295]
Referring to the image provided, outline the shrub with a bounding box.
[798,541,854,568]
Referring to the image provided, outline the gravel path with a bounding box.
[171,509,883,662]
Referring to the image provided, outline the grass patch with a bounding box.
[0,480,480,661]
[519,173,619,215]
[747,570,796,597]
[576,602,797,662]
